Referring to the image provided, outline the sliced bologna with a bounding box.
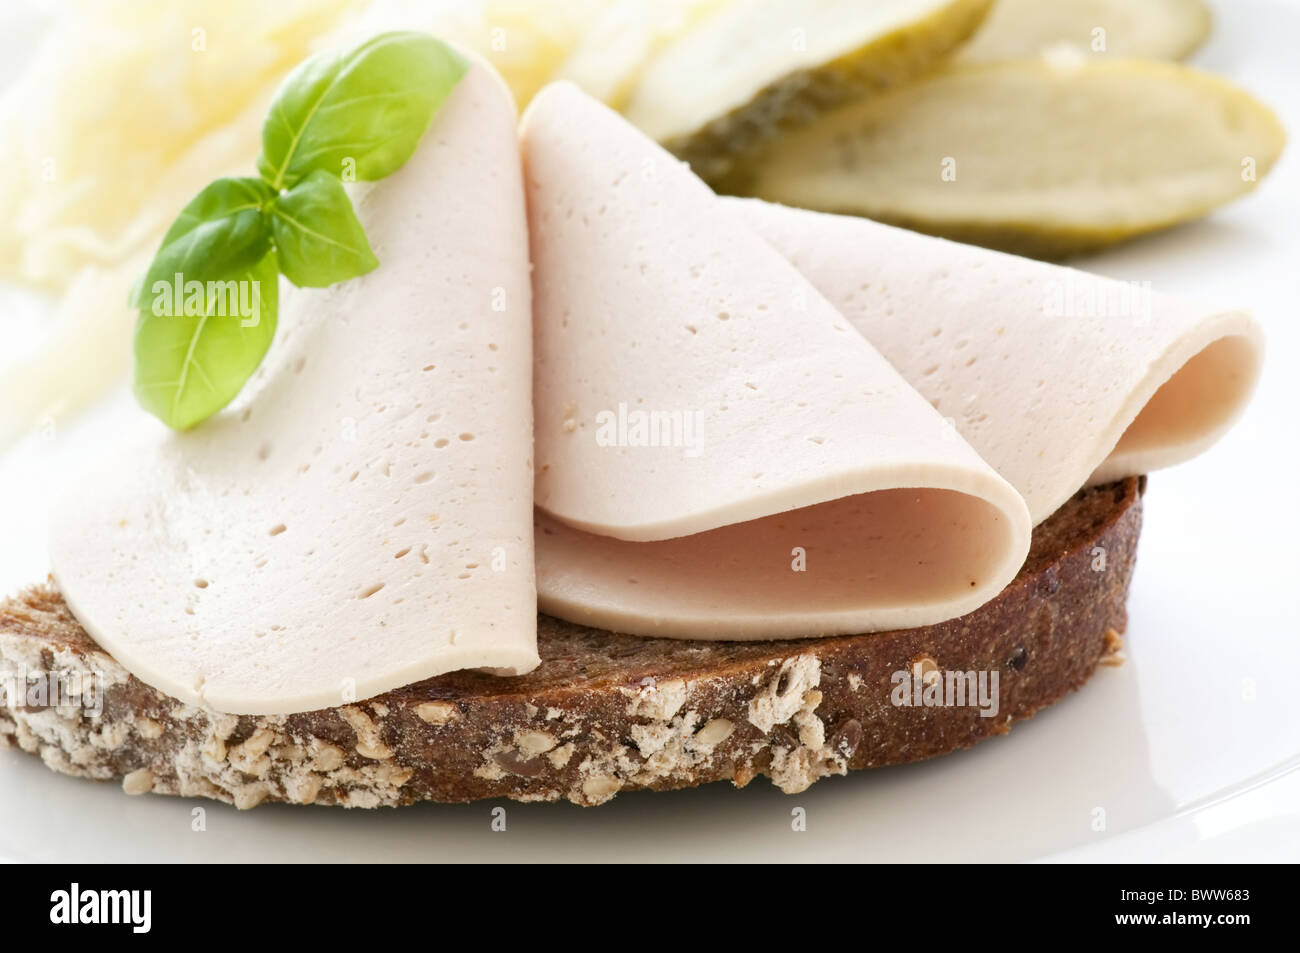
[49,58,539,714]
[523,83,1031,639]
[731,199,1265,523]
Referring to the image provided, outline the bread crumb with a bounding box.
[515,729,558,757]
[748,655,820,733]
[122,768,154,795]
[415,701,459,725]
[234,783,269,810]
[340,706,394,760]
[285,772,323,805]
[311,742,346,772]
[1099,628,1126,666]
[624,677,687,720]
[691,718,734,752]
[239,727,275,758]
[910,654,940,685]
[581,774,620,803]
[547,743,575,768]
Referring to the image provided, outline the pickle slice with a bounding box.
[740,58,1285,258]
[959,0,1211,64]
[622,0,994,184]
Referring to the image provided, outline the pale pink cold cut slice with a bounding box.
[49,58,538,714]
[730,199,1265,524]
[523,83,1031,640]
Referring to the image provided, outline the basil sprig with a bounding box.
[132,32,468,430]
[268,170,379,288]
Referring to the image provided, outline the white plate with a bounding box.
[1,0,1298,862]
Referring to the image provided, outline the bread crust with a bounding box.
[0,478,1142,808]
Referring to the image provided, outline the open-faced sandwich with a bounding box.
[0,32,1265,808]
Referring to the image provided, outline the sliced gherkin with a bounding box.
[738,58,1286,259]
[622,0,995,185]
[958,0,1211,64]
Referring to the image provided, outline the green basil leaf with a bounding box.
[133,251,279,431]
[256,31,468,190]
[268,170,379,288]
[129,177,275,310]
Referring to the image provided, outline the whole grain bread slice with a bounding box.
[0,478,1142,808]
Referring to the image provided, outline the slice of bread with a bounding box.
[0,478,1142,808]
